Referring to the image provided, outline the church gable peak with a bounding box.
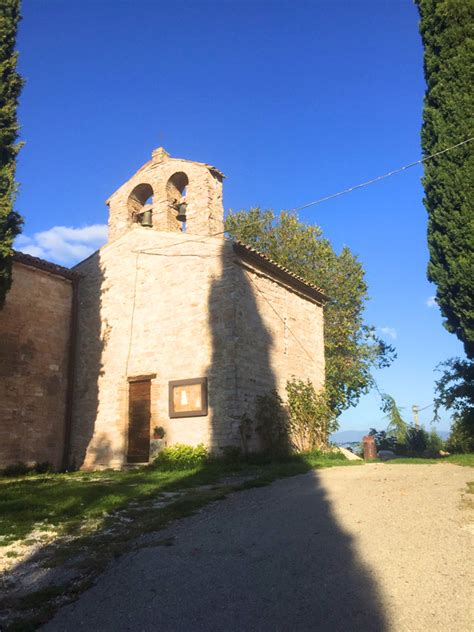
[107,147,224,243]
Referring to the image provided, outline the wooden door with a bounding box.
[127,380,151,463]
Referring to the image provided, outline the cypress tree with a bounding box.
[416,0,474,358]
[0,0,23,308]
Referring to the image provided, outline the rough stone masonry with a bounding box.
[0,148,327,470]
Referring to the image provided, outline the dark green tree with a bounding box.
[416,0,474,358]
[434,358,474,453]
[225,208,395,424]
[0,0,23,308]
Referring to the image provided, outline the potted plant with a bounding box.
[150,426,166,458]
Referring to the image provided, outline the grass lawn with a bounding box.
[2,452,472,549]
[1,451,472,631]
[0,451,359,549]
[1,451,362,630]
[378,454,474,467]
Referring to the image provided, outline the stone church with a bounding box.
[0,148,327,470]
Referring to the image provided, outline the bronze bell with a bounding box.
[140,209,153,227]
[176,201,187,222]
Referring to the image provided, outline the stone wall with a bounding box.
[0,150,326,471]
[234,256,325,451]
[107,148,224,243]
[71,226,325,469]
[0,261,73,469]
[71,230,237,469]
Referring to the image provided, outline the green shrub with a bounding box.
[369,428,398,453]
[319,448,347,460]
[446,418,474,453]
[369,425,445,458]
[425,429,445,456]
[152,443,209,470]
[286,379,336,452]
[405,426,428,456]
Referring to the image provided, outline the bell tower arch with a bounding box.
[106,147,225,243]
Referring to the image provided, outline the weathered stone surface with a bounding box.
[107,147,224,243]
[0,263,73,469]
[1,148,326,470]
[71,228,325,468]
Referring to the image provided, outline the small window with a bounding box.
[169,377,208,418]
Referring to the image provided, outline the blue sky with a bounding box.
[15,0,463,432]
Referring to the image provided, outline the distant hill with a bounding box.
[331,429,450,446]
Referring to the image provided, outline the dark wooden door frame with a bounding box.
[127,378,152,464]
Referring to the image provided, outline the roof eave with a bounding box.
[12,251,80,281]
[232,241,328,305]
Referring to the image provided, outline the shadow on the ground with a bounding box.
[2,227,388,630]
[80,467,387,632]
[1,458,388,631]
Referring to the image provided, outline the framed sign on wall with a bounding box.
[169,377,208,418]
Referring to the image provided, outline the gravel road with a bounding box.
[43,464,473,631]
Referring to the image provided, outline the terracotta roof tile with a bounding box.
[13,251,79,280]
[232,240,328,304]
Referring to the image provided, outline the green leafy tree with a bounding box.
[0,0,24,308]
[372,396,436,456]
[380,393,408,443]
[434,358,474,453]
[225,208,395,423]
[426,428,445,455]
[373,397,446,456]
[405,426,429,456]
[416,0,474,358]
[368,428,398,453]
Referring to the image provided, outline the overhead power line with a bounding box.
[290,137,474,212]
[419,402,434,412]
[135,137,473,256]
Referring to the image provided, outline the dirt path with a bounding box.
[43,464,473,631]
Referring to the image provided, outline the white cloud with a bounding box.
[426,296,437,308]
[378,326,397,340]
[14,224,108,266]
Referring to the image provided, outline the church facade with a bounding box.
[0,148,327,470]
